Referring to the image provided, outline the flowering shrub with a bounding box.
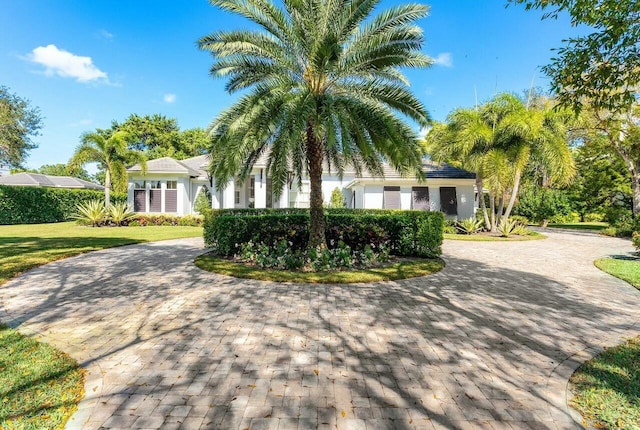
[128,214,203,227]
[239,240,389,271]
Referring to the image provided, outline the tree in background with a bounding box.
[69,131,146,207]
[425,93,574,231]
[509,0,640,113]
[199,0,431,249]
[112,114,209,159]
[512,0,640,215]
[0,86,42,168]
[328,188,346,208]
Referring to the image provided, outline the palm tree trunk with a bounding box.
[632,168,640,216]
[104,169,111,208]
[496,196,505,227]
[489,192,496,232]
[476,178,490,230]
[502,169,522,222]
[306,123,327,250]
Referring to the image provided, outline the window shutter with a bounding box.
[383,186,401,209]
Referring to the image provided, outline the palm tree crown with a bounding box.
[69,130,146,207]
[425,93,575,230]
[199,0,432,248]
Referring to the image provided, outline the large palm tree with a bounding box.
[198,0,432,249]
[425,93,575,231]
[69,130,146,207]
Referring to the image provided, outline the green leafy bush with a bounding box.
[510,215,529,226]
[583,212,605,222]
[194,187,212,214]
[455,217,484,235]
[443,220,457,234]
[0,185,126,224]
[328,187,346,208]
[239,239,389,271]
[549,211,581,224]
[512,224,532,236]
[130,214,203,227]
[632,232,640,253]
[203,209,443,258]
[514,188,574,225]
[498,218,518,238]
[107,202,136,226]
[72,200,106,227]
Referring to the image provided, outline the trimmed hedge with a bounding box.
[0,185,126,225]
[203,208,444,258]
[129,214,203,227]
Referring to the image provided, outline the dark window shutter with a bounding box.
[412,187,430,210]
[439,187,458,215]
[383,186,401,209]
[149,189,162,212]
[134,190,146,212]
[165,190,177,212]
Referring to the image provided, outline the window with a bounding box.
[134,180,146,189]
[134,181,146,212]
[150,181,161,189]
[166,180,177,190]
[439,187,458,215]
[383,186,401,209]
[412,187,430,210]
[235,190,240,204]
[250,177,255,199]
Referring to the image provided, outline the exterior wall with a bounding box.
[455,184,475,219]
[321,175,354,206]
[363,185,384,209]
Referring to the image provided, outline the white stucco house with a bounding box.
[126,154,477,219]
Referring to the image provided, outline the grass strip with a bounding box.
[194,254,445,283]
[443,231,545,241]
[0,325,85,430]
[570,336,640,429]
[594,257,640,289]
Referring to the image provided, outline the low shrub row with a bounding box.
[0,185,126,224]
[602,213,640,238]
[129,214,203,227]
[203,208,444,258]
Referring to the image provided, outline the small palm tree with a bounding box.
[425,93,575,231]
[198,0,432,249]
[69,130,146,207]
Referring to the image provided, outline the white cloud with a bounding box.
[163,93,177,103]
[26,44,109,83]
[69,118,93,127]
[432,52,453,68]
[99,29,114,39]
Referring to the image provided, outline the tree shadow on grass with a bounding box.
[1,240,640,429]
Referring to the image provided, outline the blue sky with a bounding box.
[1,0,583,170]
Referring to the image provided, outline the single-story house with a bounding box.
[0,172,104,190]
[127,154,477,218]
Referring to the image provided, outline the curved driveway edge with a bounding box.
[1,232,639,430]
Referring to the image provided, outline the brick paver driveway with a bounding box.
[2,230,639,429]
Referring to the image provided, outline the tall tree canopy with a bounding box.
[0,86,43,168]
[69,131,146,206]
[13,163,94,182]
[510,0,640,112]
[424,93,575,230]
[199,0,432,248]
[112,114,210,160]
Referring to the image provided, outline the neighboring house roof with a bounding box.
[0,172,104,190]
[127,156,205,177]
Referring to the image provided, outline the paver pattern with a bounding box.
[1,230,639,430]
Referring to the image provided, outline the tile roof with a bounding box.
[127,157,203,176]
[0,173,104,189]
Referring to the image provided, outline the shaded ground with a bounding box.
[0,231,638,429]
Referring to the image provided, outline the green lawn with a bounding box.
[570,336,640,429]
[0,222,203,286]
[195,254,445,283]
[0,324,85,430]
[594,257,640,289]
[443,231,545,241]
[547,222,609,231]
